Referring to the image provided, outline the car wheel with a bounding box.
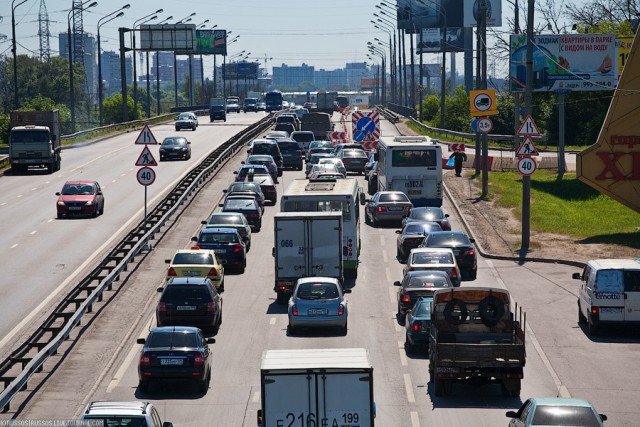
[276,292,288,305]
[397,304,404,323]
[371,215,378,227]
[99,203,104,215]
[92,208,98,218]
[198,371,210,393]
[340,322,348,336]
[287,323,296,335]
[175,128,180,131]
[364,211,371,224]
[57,212,63,219]
[139,381,150,393]
[588,319,600,336]
[405,333,414,353]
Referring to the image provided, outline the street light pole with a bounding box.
[11,0,28,109]
[174,13,196,108]
[133,10,161,120]
[98,5,130,126]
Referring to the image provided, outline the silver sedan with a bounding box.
[365,191,414,226]
[287,277,351,335]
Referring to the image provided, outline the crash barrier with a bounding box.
[60,113,177,143]
[387,103,417,119]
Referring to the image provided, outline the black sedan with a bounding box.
[137,326,215,393]
[402,207,451,230]
[159,137,191,161]
[394,270,453,318]
[421,231,477,279]
[219,197,262,231]
[396,221,443,263]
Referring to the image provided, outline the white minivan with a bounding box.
[573,258,640,335]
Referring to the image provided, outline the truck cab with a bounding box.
[209,98,227,122]
[9,110,61,174]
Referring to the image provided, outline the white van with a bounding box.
[573,259,640,335]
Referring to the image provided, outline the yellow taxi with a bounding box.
[165,249,224,291]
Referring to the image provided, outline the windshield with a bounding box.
[172,253,214,265]
[428,233,471,246]
[405,224,440,235]
[531,405,601,426]
[11,130,50,144]
[379,193,410,202]
[162,138,187,146]
[61,184,95,195]
[296,282,340,300]
[413,301,432,316]
[407,274,450,288]
[200,232,239,243]
[148,330,199,348]
[177,114,192,120]
[412,252,454,265]
[82,417,146,426]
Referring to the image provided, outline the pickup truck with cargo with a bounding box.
[9,110,62,174]
[300,112,333,140]
[428,287,526,397]
[257,348,375,427]
[273,212,343,304]
[209,98,226,122]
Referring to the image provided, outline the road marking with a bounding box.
[485,260,570,398]
[252,391,260,403]
[398,342,408,366]
[31,187,37,191]
[29,230,37,235]
[410,411,420,427]
[404,373,415,402]
[121,173,126,177]
[106,316,155,393]
[47,219,53,223]
[10,244,18,249]
[17,195,22,198]
[382,250,388,263]
[0,202,6,206]
[269,317,276,325]
[112,179,117,183]
[385,267,391,282]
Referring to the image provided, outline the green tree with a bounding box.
[420,95,440,122]
[102,93,140,124]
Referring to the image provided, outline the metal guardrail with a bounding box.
[0,114,275,412]
[59,113,178,142]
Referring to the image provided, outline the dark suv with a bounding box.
[275,139,304,170]
[248,140,283,176]
[156,278,222,332]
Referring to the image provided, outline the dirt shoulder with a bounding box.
[395,121,638,264]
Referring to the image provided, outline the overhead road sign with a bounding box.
[517,157,537,176]
[135,124,158,145]
[135,146,158,167]
[470,89,497,116]
[516,136,540,157]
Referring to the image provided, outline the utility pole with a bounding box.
[480,0,489,197]
[522,0,535,250]
[513,0,521,149]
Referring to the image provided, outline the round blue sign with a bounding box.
[471,118,479,132]
[354,116,375,142]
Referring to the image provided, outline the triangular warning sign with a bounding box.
[134,124,158,145]
[517,115,540,136]
[515,136,539,157]
[135,146,158,166]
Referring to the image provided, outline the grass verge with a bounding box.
[477,170,640,248]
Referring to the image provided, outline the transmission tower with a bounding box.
[72,0,85,64]
[38,0,51,60]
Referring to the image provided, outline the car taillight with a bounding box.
[338,304,345,316]
[412,324,420,332]
[191,245,201,250]
[464,249,475,256]
[139,353,151,366]
[377,206,388,212]
[402,292,411,303]
[238,229,247,235]
[158,302,166,312]
[194,352,205,366]
[167,267,177,277]
[403,206,412,211]
[450,269,458,279]
[278,285,288,291]
[208,268,218,277]
[207,302,216,313]
[591,306,599,315]
[234,244,243,253]
[291,304,298,316]
[373,171,378,176]
[442,222,451,231]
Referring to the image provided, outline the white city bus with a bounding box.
[281,179,361,278]
[376,136,443,207]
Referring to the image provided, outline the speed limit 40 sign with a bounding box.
[517,157,537,176]
[137,167,156,186]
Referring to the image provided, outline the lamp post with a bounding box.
[192,20,209,106]
[377,5,402,105]
[174,13,196,108]
[98,5,130,126]
[223,37,240,98]
[11,0,28,109]
[68,1,98,133]
[368,43,386,105]
[154,16,173,115]
[372,21,396,104]
[132,9,162,120]
[375,5,399,104]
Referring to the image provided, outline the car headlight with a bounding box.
[57,200,66,206]
[85,200,94,205]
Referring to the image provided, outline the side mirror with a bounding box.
[343,289,352,294]
[241,161,246,164]
[572,272,582,280]
[201,220,207,225]
[191,236,198,241]
[233,171,238,174]
[187,141,191,144]
[599,414,607,421]
[222,189,228,193]
[393,281,401,287]
[51,134,57,142]
[162,423,174,427]
[218,203,224,207]
[395,230,402,234]
[469,238,475,243]
[505,411,518,418]
[136,338,146,344]
[165,259,170,264]
[156,287,164,292]
[445,214,450,217]
[205,337,216,344]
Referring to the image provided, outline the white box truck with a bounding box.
[273,212,343,304]
[258,348,375,427]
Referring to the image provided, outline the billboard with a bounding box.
[617,37,633,80]
[139,24,195,51]
[423,64,441,77]
[417,28,465,53]
[397,0,464,32]
[223,62,259,80]
[463,0,503,27]
[509,34,617,92]
[195,30,227,55]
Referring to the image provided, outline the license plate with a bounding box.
[183,271,201,277]
[69,206,82,211]
[177,306,196,311]
[160,358,184,366]
[214,249,226,254]
[308,308,328,316]
[388,206,403,211]
[408,190,421,195]
[452,250,460,256]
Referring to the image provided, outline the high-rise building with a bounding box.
[59,31,96,95]
[272,63,315,90]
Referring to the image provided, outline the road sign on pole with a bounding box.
[517,157,537,175]
[135,124,158,145]
[135,146,158,166]
[137,167,156,186]
[517,115,540,136]
[477,117,493,133]
[470,89,497,116]
[515,136,539,157]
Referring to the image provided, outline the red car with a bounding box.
[55,180,105,218]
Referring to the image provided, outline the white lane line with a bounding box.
[388,287,396,304]
[112,179,117,183]
[10,244,18,249]
[485,260,570,398]
[0,202,6,206]
[120,173,126,177]
[382,250,388,263]
[17,195,22,198]
[410,411,420,427]
[29,230,37,235]
[398,342,408,366]
[31,187,37,191]
[252,391,260,403]
[47,219,53,223]
[379,235,384,246]
[385,267,391,282]
[269,317,276,325]
[404,373,416,402]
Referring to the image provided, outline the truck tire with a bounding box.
[443,299,468,325]
[54,157,61,171]
[501,379,521,397]
[434,376,444,396]
[47,163,54,174]
[478,295,505,327]
[276,292,288,305]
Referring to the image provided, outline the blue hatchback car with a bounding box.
[192,227,246,273]
[405,297,432,354]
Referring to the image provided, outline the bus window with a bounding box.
[391,149,438,167]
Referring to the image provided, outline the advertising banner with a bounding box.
[617,37,634,80]
[223,62,259,80]
[463,0,503,27]
[417,28,465,53]
[397,0,463,32]
[195,30,227,55]
[509,34,617,92]
[139,24,195,51]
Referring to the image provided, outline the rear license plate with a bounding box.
[214,249,226,254]
[183,271,200,277]
[160,358,184,366]
[388,206,403,211]
[452,250,460,256]
[69,207,82,211]
[308,308,328,315]
[177,306,196,311]
[408,190,421,195]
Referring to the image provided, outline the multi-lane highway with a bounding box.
[1,112,638,426]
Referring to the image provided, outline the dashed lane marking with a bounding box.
[404,373,416,402]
